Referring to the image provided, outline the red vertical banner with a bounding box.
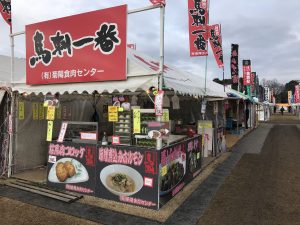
[230,44,239,84]
[295,85,300,103]
[150,0,166,6]
[243,60,251,86]
[250,72,256,94]
[188,0,209,56]
[0,0,11,26]
[208,24,223,68]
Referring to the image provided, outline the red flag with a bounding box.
[188,0,209,56]
[150,0,166,6]
[0,0,11,26]
[208,24,224,68]
[242,60,251,86]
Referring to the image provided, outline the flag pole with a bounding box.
[204,0,211,95]
[220,24,225,92]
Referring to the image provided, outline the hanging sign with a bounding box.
[108,106,118,122]
[243,60,251,86]
[208,24,224,68]
[162,109,169,122]
[26,5,127,85]
[46,106,56,120]
[133,109,141,134]
[56,106,62,119]
[155,90,164,116]
[213,102,218,115]
[32,102,39,120]
[47,121,54,141]
[39,103,45,120]
[57,122,68,142]
[188,0,209,56]
[18,102,25,120]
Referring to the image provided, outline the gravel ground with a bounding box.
[0,196,103,225]
[197,122,300,225]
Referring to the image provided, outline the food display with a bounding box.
[160,161,185,193]
[106,173,135,193]
[113,111,132,145]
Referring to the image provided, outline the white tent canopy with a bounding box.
[2,48,227,98]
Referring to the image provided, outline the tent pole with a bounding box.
[8,92,15,177]
[236,99,239,134]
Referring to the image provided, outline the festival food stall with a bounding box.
[8,4,227,210]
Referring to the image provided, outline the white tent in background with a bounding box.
[9,48,227,98]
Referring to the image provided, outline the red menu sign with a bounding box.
[188,0,209,56]
[26,5,127,85]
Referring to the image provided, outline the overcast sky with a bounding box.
[0,0,299,84]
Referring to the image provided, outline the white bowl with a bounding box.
[100,164,143,196]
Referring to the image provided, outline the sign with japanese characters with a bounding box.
[288,91,292,105]
[46,121,53,141]
[230,44,239,84]
[133,109,141,134]
[250,72,256,96]
[0,0,11,26]
[47,142,97,195]
[188,0,209,56]
[242,60,251,86]
[96,145,159,209]
[208,24,224,68]
[294,85,300,103]
[18,102,25,120]
[26,5,127,85]
[154,90,164,116]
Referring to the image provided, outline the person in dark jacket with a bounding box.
[245,107,249,129]
[280,106,284,115]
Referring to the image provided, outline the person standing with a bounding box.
[245,106,250,129]
[280,106,284,115]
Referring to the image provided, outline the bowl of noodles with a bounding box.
[100,164,143,196]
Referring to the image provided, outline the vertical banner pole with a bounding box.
[204,0,211,95]
[158,5,165,91]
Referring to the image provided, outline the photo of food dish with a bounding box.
[160,158,186,196]
[100,164,143,196]
[148,130,161,139]
[48,158,89,183]
[106,173,135,193]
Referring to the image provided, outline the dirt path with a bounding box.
[197,123,300,225]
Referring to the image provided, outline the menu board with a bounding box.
[47,142,96,195]
[95,145,159,210]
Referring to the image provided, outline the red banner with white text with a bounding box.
[208,24,223,68]
[26,5,127,85]
[243,60,251,86]
[188,0,209,56]
[0,0,11,26]
[295,85,300,103]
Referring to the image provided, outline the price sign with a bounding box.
[47,121,53,141]
[32,102,39,120]
[46,106,56,121]
[133,109,141,133]
[162,109,169,122]
[108,106,118,113]
[39,103,45,120]
[108,106,118,122]
[57,122,68,142]
[161,165,167,176]
[18,101,25,120]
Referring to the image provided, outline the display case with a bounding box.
[113,110,132,145]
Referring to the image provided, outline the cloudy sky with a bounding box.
[0,0,299,84]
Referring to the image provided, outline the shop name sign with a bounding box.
[26,5,127,85]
